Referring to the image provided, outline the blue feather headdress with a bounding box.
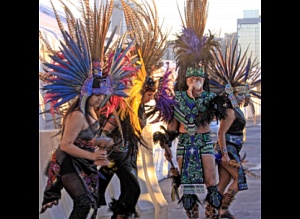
[41,20,138,115]
[207,35,261,110]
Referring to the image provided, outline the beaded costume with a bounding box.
[152,1,229,218]
[174,90,218,184]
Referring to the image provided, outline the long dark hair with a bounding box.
[60,76,104,136]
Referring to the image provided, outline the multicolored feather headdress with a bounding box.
[41,20,138,115]
[118,0,172,136]
[173,0,219,90]
[207,35,261,110]
[40,0,139,116]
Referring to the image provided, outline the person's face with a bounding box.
[234,91,246,105]
[89,94,105,108]
[186,76,205,90]
[142,91,155,104]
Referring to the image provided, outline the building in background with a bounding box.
[237,10,261,65]
[237,10,261,118]
[215,9,261,66]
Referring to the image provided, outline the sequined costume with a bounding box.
[41,120,102,219]
[174,91,217,184]
[173,90,225,211]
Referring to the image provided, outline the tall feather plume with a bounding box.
[118,0,171,137]
[120,0,170,74]
[42,20,92,109]
[43,0,116,65]
[208,36,249,90]
[52,0,116,62]
[71,0,140,117]
[207,34,261,114]
[40,0,138,118]
[174,0,219,91]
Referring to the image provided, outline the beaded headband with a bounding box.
[79,73,115,114]
[185,66,205,78]
[225,84,250,108]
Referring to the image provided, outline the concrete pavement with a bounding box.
[158,116,261,219]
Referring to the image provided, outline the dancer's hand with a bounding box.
[91,150,107,161]
[94,135,114,148]
[221,153,230,164]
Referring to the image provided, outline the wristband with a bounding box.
[221,147,228,154]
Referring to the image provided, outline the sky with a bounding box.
[155,0,261,39]
[40,0,261,39]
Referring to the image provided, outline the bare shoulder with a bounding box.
[66,110,85,125]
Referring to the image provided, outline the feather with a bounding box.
[173,0,219,92]
[207,34,261,108]
[148,69,176,123]
[48,55,83,77]
[41,21,91,110]
[244,170,261,179]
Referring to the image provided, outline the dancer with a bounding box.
[152,1,230,218]
[97,76,157,219]
[39,1,139,217]
[96,1,171,218]
[207,35,261,219]
[161,64,226,219]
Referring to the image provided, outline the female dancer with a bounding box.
[207,35,261,218]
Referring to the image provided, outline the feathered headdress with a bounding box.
[173,0,219,91]
[117,0,172,136]
[41,20,138,114]
[207,35,261,111]
[39,0,139,116]
[146,68,176,124]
